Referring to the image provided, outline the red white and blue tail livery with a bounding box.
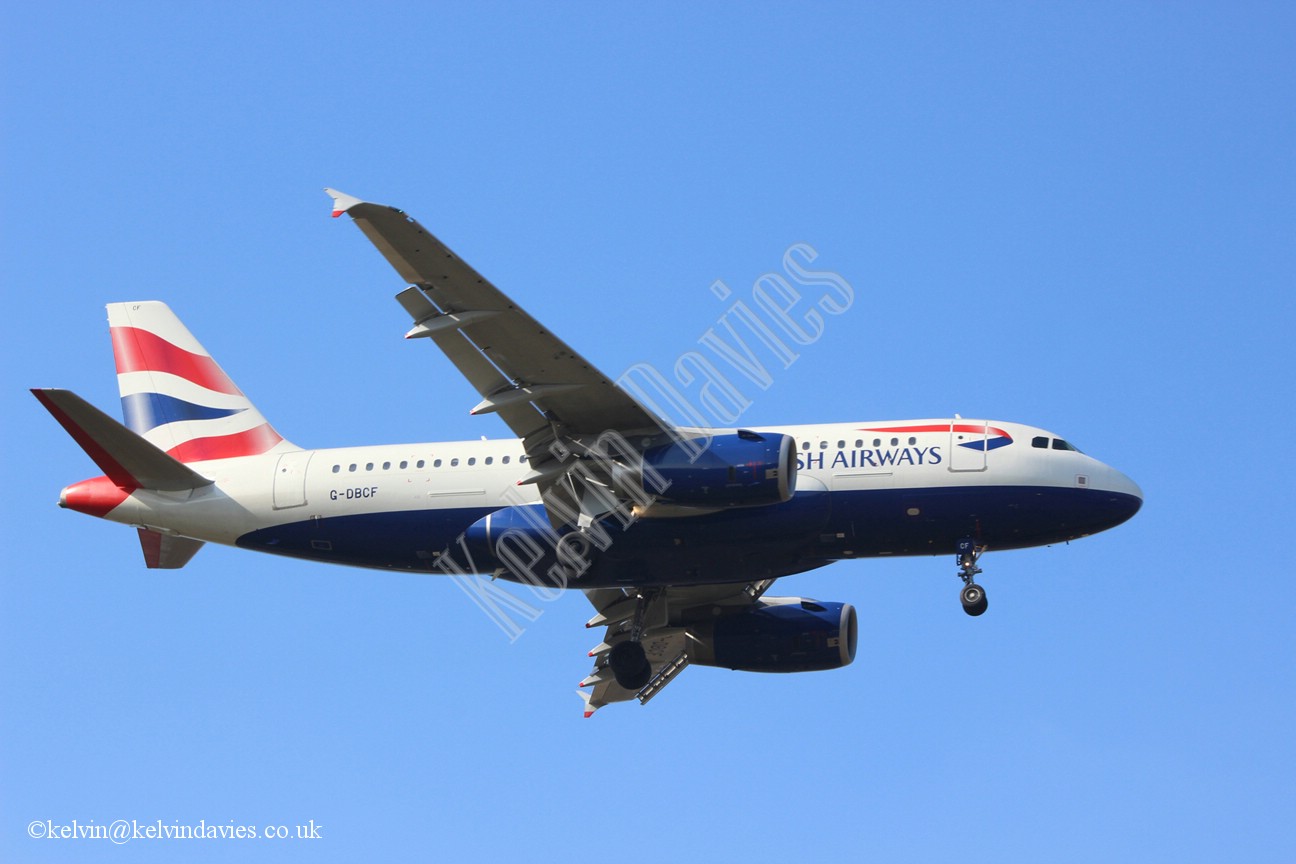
[33,190,1142,716]
[108,301,292,462]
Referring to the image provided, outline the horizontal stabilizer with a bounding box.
[32,389,214,491]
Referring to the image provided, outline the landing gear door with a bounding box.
[948,420,988,472]
[273,450,313,509]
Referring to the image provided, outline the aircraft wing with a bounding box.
[578,579,776,717]
[326,189,673,486]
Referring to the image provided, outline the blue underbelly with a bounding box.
[235,484,1140,586]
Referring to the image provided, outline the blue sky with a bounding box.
[2,2,1293,861]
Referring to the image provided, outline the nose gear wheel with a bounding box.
[956,538,989,616]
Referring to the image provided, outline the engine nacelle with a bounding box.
[642,430,797,508]
[687,598,857,673]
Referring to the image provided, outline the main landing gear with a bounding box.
[956,538,989,617]
[607,591,653,691]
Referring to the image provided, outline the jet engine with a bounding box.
[642,430,797,508]
[686,598,857,673]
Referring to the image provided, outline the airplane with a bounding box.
[32,189,1143,716]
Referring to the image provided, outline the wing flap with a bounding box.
[577,579,785,715]
[577,581,779,716]
[578,623,691,717]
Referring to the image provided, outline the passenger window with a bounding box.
[451,458,459,467]
[502,455,510,464]
[520,455,528,463]
[332,465,340,474]
[1033,437,1049,449]
[382,461,391,470]
[365,462,374,471]
[802,441,810,451]
[819,440,828,449]
[467,457,476,466]
[837,440,845,448]
[908,437,916,445]
[855,439,863,448]
[400,460,408,469]
[873,439,880,447]
[433,459,441,468]
[348,464,357,472]
[485,457,493,465]
[890,438,898,446]
[416,459,425,468]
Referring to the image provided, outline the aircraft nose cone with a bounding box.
[1100,465,1143,526]
[1112,466,1143,502]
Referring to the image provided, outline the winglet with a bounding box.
[325,187,365,218]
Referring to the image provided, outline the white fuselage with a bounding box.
[64,418,1142,586]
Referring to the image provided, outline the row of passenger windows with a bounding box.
[799,434,1082,453]
[331,436,1078,471]
[802,437,918,450]
[1032,436,1080,452]
[331,454,529,473]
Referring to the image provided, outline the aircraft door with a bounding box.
[273,450,313,509]
[948,420,989,472]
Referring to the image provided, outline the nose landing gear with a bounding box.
[956,538,988,617]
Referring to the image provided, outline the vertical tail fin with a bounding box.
[108,302,293,462]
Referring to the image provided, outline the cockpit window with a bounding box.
[1035,435,1084,453]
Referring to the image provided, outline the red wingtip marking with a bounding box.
[331,209,344,218]
[584,712,594,718]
